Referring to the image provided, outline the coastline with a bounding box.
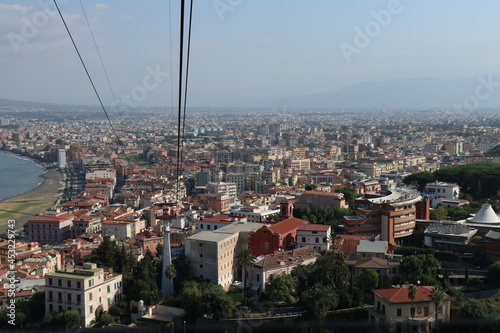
[0,152,65,233]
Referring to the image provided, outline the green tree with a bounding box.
[156,243,163,257]
[430,205,448,221]
[98,312,116,326]
[408,284,417,320]
[358,269,379,292]
[201,283,234,321]
[165,264,177,295]
[302,284,339,320]
[487,261,500,286]
[401,256,423,284]
[236,249,256,306]
[403,172,435,191]
[266,273,296,304]
[429,285,446,332]
[304,184,317,191]
[335,186,358,208]
[178,281,203,322]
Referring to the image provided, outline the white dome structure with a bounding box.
[467,204,500,224]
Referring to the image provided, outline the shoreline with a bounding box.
[0,151,49,202]
[0,152,65,233]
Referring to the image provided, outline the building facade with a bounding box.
[45,263,123,327]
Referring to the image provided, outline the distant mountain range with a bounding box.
[4,76,500,110]
[272,76,500,109]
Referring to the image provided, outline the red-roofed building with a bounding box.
[369,286,450,332]
[248,217,309,256]
[28,213,74,243]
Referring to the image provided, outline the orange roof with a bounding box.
[268,217,309,234]
[305,190,342,197]
[374,286,450,303]
[297,224,331,231]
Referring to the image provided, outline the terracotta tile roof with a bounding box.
[355,256,389,269]
[254,246,319,270]
[28,212,74,223]
[267,217,308,234]
[305,190,343,197]
[374,286,450,303]
[297,224,331,231]
[336,238,360,252]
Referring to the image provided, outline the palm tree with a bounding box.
[407,284,417,320]
[328,229,341,250]
[236,248,256,306]
[429,285,446,332]
[165,264,176,295]
[303,284,339,320]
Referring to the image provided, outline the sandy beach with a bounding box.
[0,168,64,233]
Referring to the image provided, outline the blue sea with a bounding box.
[0,152,47,201]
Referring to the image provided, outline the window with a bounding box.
[214,226,218,230]
[67,281,71,288]
[77,281,81,289]
[49,304,53,312]
[77,295,81,304]
[262,242,269,251]
[411,308,415,317]
[301,237,306,242]
[417,306,422,314]
[88,279,94,287]
[58,292,62,302]
[269,273,274,281]
[207,225,211,230]
[67,294,72,303]
[199,243,203,247]
[199,253,203,258]
[256,273,260,282]
[89,293,93,301]
[107,285,110,293]
[315,238,319,243]
[397,308,402,316]
[200,224,203,229]
[49,278,53,286]
[312,231,318,234]
[90,305,93,314]
[58,279,62,287]
[199,264,203,268]
[48,291,53,300]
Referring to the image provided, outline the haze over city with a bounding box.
[2,0,500,107]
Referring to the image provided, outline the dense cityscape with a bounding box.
[0,105,499,332]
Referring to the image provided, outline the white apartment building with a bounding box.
[296,224,331,252]
[423,181,460,208]
[207,182,238,199]
[45,263,123,327]
[230,205,280,223]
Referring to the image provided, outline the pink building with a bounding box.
[28,213,74,244]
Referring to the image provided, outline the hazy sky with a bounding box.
[1,0,500,107]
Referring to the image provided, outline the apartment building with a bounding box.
[296,224,331,252]
[207,182,237,199]
[27,212,74,243]
[45,263,123,327]
[342,188,422,245]
[185,221,265,290]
